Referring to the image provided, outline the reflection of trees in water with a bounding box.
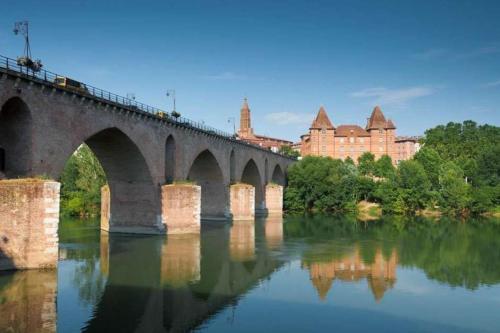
[285,216,500,290]
[72,259,107,306]
[59,218,107,306]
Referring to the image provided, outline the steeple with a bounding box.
[310,106,335,129]
[238,97,253,137]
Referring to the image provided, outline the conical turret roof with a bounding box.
[366,106,396,130]
[310,106,335,129]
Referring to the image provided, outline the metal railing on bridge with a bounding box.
[0,54,293,158]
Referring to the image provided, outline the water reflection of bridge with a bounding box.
[0,218,284,332]
[302,245,397,302]
[85,218,284,332]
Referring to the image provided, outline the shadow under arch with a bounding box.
[165,135,176,184]
[69,127,160,231]
[0,97,32,178]
[187,149,227,220]
[241,159,264,211]
[271,164,286,186]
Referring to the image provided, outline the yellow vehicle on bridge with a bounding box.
[54,76,88,94]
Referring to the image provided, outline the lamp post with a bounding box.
[166,89,176,112]
[227,117,236,135]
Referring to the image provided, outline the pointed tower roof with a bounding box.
[310,106,335,129]
[241,97,250,111]
[366,106,396,130]
[386,119,396,129]
[366,106,387,130]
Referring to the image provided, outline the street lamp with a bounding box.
[166,89,176,112]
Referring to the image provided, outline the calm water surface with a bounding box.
[1,216,500,332]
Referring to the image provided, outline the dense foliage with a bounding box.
[284,121,500,216]
[278,145,300,158]
[59,144,107,217]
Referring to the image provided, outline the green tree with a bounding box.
[278,145,300,158]
[60,144,107,217]
[414,147,442,190]
[375,160,431,214]
[284,156,358,213]
[374,155,395,178]
[358,152,376,176]
[438,161,470,215]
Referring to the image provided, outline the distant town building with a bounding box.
[395,136,421,164]
[237,98,293,152]
[299,106,400,162]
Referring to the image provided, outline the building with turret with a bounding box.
[299,106,408,163]
[237,98,293,152]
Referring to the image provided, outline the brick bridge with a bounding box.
[0,56,294,270]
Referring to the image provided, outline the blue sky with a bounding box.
[1,0,499,141]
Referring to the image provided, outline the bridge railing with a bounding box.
[0,54,295,159]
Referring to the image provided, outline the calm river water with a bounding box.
[1,216,500,332]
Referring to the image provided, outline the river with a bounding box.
[1,216,500,332]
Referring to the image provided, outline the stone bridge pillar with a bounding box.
[0,180,59,271]
[230,184,255,220]
[265,184,284,217]
[161,184,201,234]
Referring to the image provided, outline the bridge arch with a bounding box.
[271,164,286,186]
[230,150,236,183]
[165,135,176,184]
[241,159,264,210]
[187,149,227,219]
[264,158,269,184]
[0,97,32,178]
[67,127,160,231]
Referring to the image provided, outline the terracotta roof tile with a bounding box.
[336,125,370,137]
[311,106,335,129]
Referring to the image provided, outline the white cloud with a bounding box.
[485,80,500,87]
[455,45,500,59]
[412,48,448,60]
[203,72,247,81]
[350,86,435,106]
[265,112,315,126]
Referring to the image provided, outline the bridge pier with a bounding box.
[161,184,201,234]
[265,184,284,217]
[0,179,59,271]
[230,184,255,221]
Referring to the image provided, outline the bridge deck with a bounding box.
[0,54,293,160]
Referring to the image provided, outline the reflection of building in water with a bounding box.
[230,221,255,261]
[161,234,201,286]
[0,270,57,332]
[303,246,397,302]
[265,217,284,249]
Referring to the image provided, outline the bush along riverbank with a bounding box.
[284,121,500,218]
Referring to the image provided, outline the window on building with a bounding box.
[321,128,326,134]
[340,146,345,152]
[340,138,345,143]
[379,129,383,134]
[0,148,4,172]
[359,138,364,144]
[379,146,383,152]
[349,137,354,143]
[379,138,383,143]
[360,146,365,151]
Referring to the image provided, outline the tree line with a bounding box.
[284,120,500,216]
